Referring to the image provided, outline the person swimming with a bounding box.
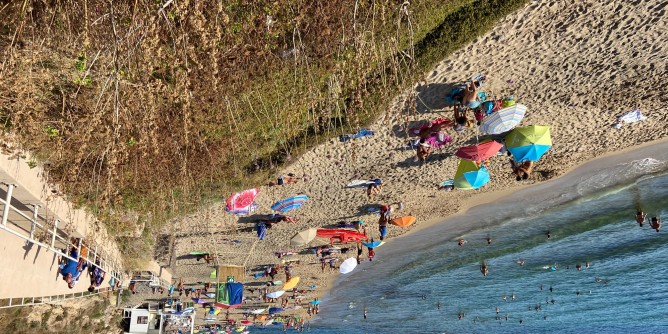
[636,210,646,227]
[650,216,661,232]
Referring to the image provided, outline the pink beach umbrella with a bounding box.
[226,188,259,215]
[455,141,503,163]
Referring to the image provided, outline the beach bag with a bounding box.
[501,97,516,108]
[481,101,495,115]
[473,110,484,122]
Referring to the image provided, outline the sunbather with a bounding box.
[510,159,534,181]
[415,139,431,162]
[462,81,482,109]
[453,106,473,133]
[268,174,301,186]
[367,181,383,200]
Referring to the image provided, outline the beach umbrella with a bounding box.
[271,195,308,213]
[505,125,552,162]
[453,159,490,190]
[192,298,207,304]
[226,188,259,215]
[339,258,358,274]
[283,277,300,291]
[290,228,317,246]
[389,216,417,228]
[480,103,527,134]
[455,141,503,162]
[256,222,267,240]
[266,290,285,299]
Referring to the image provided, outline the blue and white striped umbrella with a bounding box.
[271,195,308,213]
[480,103,527,134]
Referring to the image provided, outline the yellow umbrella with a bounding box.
[283,276,300,291]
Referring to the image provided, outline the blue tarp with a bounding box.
[226,282,244,307]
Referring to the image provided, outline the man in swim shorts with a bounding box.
[636,210,646,227]
[650,216,661,232]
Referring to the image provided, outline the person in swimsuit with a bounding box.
[510,158,534,181]
[378,205,391,241]
[367,180,383,200]
[650,216,661,232]
[415,139,431,162]
[480,261,489,276]
[635,210,646,227]
[453,106,473,133]
[462,81,481,109]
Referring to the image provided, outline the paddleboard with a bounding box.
[389,216,416,227]
[189,251,209,255]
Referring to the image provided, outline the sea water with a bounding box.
[253,143,668,334]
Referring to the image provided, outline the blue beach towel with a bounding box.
[340,129,374,142]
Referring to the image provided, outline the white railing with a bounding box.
[0,287,114,309]
[0,182,126,307]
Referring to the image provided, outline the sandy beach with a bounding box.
[168,0,668,322]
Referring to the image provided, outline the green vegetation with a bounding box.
[0,0,528,267]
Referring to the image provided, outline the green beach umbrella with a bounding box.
[453,159,490,190]
[505,125,552,162]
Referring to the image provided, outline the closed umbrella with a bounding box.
[290,228,317,246]
[283,277,300,291]
[505,125,552,162]
[266,290,285,299]
[272,195,308,213]
[453,159,490,190]
[480,103,527,134]
[225,188,259,215]
[455,141,503,162]
[339,258,358,274]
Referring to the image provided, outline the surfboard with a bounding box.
[345,180,375,188]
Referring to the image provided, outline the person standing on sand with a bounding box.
[378,205,392,241]
[636,211,646,227]
[650,216,661,232]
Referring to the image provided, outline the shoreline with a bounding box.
[321,137,668,308]
[171,0,668,326]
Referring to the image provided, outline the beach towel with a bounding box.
[257,222,267,240]
[613,109,646,128]
[340,128,374,142]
